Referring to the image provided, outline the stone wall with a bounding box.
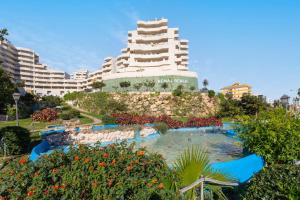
[111,92,219,117]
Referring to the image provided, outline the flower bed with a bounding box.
[111,113,222,128]
[32,108,58,122]
[0,143,179,199]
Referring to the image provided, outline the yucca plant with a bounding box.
[173,146,232,200]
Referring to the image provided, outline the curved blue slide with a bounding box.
[211,154,264,183]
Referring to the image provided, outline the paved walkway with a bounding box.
[67,103,102,124]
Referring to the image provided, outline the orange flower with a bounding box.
[27,191,33,197]
[60,185,65,189]
[137,151,145,156]
[127,165,133,171]
[52,168,58,174]
[158,183,164,189]
[84,158,91,163]
[146,183,153,188]
[53,185,59,190]
[98,162,107,167]
[74,155,80,161]
[111,159,116,166]
[108,179,113,187]
[92,181,98,188]
[19,156,28,165]
[103,153,109,158]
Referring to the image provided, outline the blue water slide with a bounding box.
[29,140,51,161]
[211,154,264,183]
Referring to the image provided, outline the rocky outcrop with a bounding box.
[112,92,219,117]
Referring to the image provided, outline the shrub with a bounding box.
[0,143,179,199]
[172,85,183,96]
[208,90,215,98]
[0,126,31,156]
[153,122,169,134]
[101,114,116,124]
[60,109,80,120]
[238,108,300,164]
[32,108,58,122]
[40,95,62,108]
[244,164,300,199]
[111,113,222,129]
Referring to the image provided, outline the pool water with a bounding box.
[136,128,243,165]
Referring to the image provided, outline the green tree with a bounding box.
[0,68,16,114]
[298,88,300,97]
[172,146,231,199]
[133,82,143,91]
[161,82,168,91]
[91,81,106,91]
[40,95,62,108]
[0,28,8,41]
[238,94,269,115]
[144,80,155,91]
[244,164,300,199]
[217,93,241,117]
[189,86,195,91]
[119,81,131,91]
[208,90,215,98]
[238,108,300,164]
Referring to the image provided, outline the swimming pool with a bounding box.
[135,127,243,165]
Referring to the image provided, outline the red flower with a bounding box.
[84,158,91,163]
[43,190,48,195]
[19,156,28,165]
[74,155,80,161]
[98,162,106,167]
[127,165,133,171]
[53,185,59,190]
[103,153,109,158]
[27,191,33,197]
[1,197,6,200]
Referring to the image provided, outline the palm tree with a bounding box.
[0,28,8,41]
[203,79,209,89]
[298,88,300,97]
[173,146,231,200]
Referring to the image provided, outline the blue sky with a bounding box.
[1,0,300,100]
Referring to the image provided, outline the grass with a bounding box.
[79,115,93,124]
[0,118,60,131]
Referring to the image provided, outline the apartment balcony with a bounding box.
[137,26,168,34]
[132,52,169,59]
[177,65,188,70]
[130,60,170,68]
[130,43,169,51]
[176,49,188,55]
[137,19,168,27]
[135,34,168,42]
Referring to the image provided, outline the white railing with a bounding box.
[179,176,238,200]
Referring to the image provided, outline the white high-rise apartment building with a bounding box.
[0,18,198,95]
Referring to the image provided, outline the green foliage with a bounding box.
[5,104,16,118]
[144,80,156,91]
[0,143,179,199]
[172,85,184,96]
[0,68,16,114]
[218,94,270,117]
[239,94,269,115]
[101,114,116,124]
[40,95,62,108]
[238,108,300,164]
[0,126,31,156]
[119,81,131,89]
[153,122,169,134]
[91,81,106,90]
[19,93,38,118]
[65,92,127,116]
[63,91,85,101]
[133,82,143,91]
[244,164,300,199]
[0,28,8,41]
[173,146,231,200]
[189,86,195,91]
[208,90,215,98]
[161,82,168,91]
[60,109,80,120]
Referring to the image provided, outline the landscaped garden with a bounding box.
[1,74,300,200]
